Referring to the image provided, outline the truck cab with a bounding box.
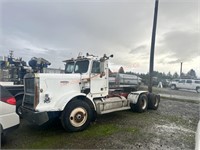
[64,55,109,98]
[21,54,160,132]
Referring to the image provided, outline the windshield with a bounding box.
[65,61,75,73]
[74,60,89,73]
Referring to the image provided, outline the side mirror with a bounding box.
[100,72,105,78]
[100,61,104,73]
[110,54,114,58]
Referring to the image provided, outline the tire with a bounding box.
[171,84,176,90]
[16,99,23,118]
[131,94,148,113]
[148,93,160,110]
[196,87,200,93]
[61,100,92,132]
[91,110,97,122]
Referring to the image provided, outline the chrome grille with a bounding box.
[25,78,35,93]
[23,94,34,109]
[23,77,38,110]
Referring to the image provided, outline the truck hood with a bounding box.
[37,73,81,80]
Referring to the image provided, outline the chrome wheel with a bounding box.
[69,107,88,128]
[141,97,147,110]
[154,97,159,107]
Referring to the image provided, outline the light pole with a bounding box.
[148,0,159,93]
[180,62,183,78]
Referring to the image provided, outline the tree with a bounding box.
[172,72,179,79]
[187,69,197,79]
[118,67,125,73]
[167,72,172,79]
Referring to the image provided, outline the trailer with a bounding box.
[21,54,160,132]
[109,72,141,92]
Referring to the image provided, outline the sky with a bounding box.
[0,0,199,77]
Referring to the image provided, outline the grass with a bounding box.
[123,127,139,133]
[24,123,120,149]
[22,122,141,149]
[76,123,119,138]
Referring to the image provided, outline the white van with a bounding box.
[170,79,200,93]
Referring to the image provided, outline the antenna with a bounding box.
[78,52,82,57]
[9,50,14,58]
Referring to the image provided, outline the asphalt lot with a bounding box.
[1,87,200,149]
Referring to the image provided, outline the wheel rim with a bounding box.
[69,107,88,127]
[141,98,147,109]
[197,88,200,93]
[171,85,175,89]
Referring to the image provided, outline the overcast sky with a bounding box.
[0,0,199,77]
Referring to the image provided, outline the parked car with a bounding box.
[0,83,24,117]
[0,85,20,143]
[169,79,200,93]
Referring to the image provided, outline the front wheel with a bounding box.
[61,100,92,132]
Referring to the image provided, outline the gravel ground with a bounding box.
[2,95,199,149]
[140,86,200,100]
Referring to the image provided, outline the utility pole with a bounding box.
[148,0,159,93]
[180,62,183,78]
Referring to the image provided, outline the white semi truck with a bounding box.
[21,54,160,132]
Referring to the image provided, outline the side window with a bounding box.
[195,81,200,84]
[91,61,100,74]
[186,80,192,83]
[179,80,185,83]
[74,60,89,73]
[65,61,74,73]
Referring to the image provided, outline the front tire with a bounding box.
[61,100,92,132]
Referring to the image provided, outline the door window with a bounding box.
[74,60,89,73]
[195,81,200,84]
[91,61,100,74]
[186,80,192,83]
[179,80,185,83]
[65,61,74,73]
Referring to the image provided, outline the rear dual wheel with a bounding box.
[130,94,148,113]
[148,93,160,110]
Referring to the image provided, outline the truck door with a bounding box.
[185,79,193,89]
[90,61,108,97]
[177,79,185,89]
